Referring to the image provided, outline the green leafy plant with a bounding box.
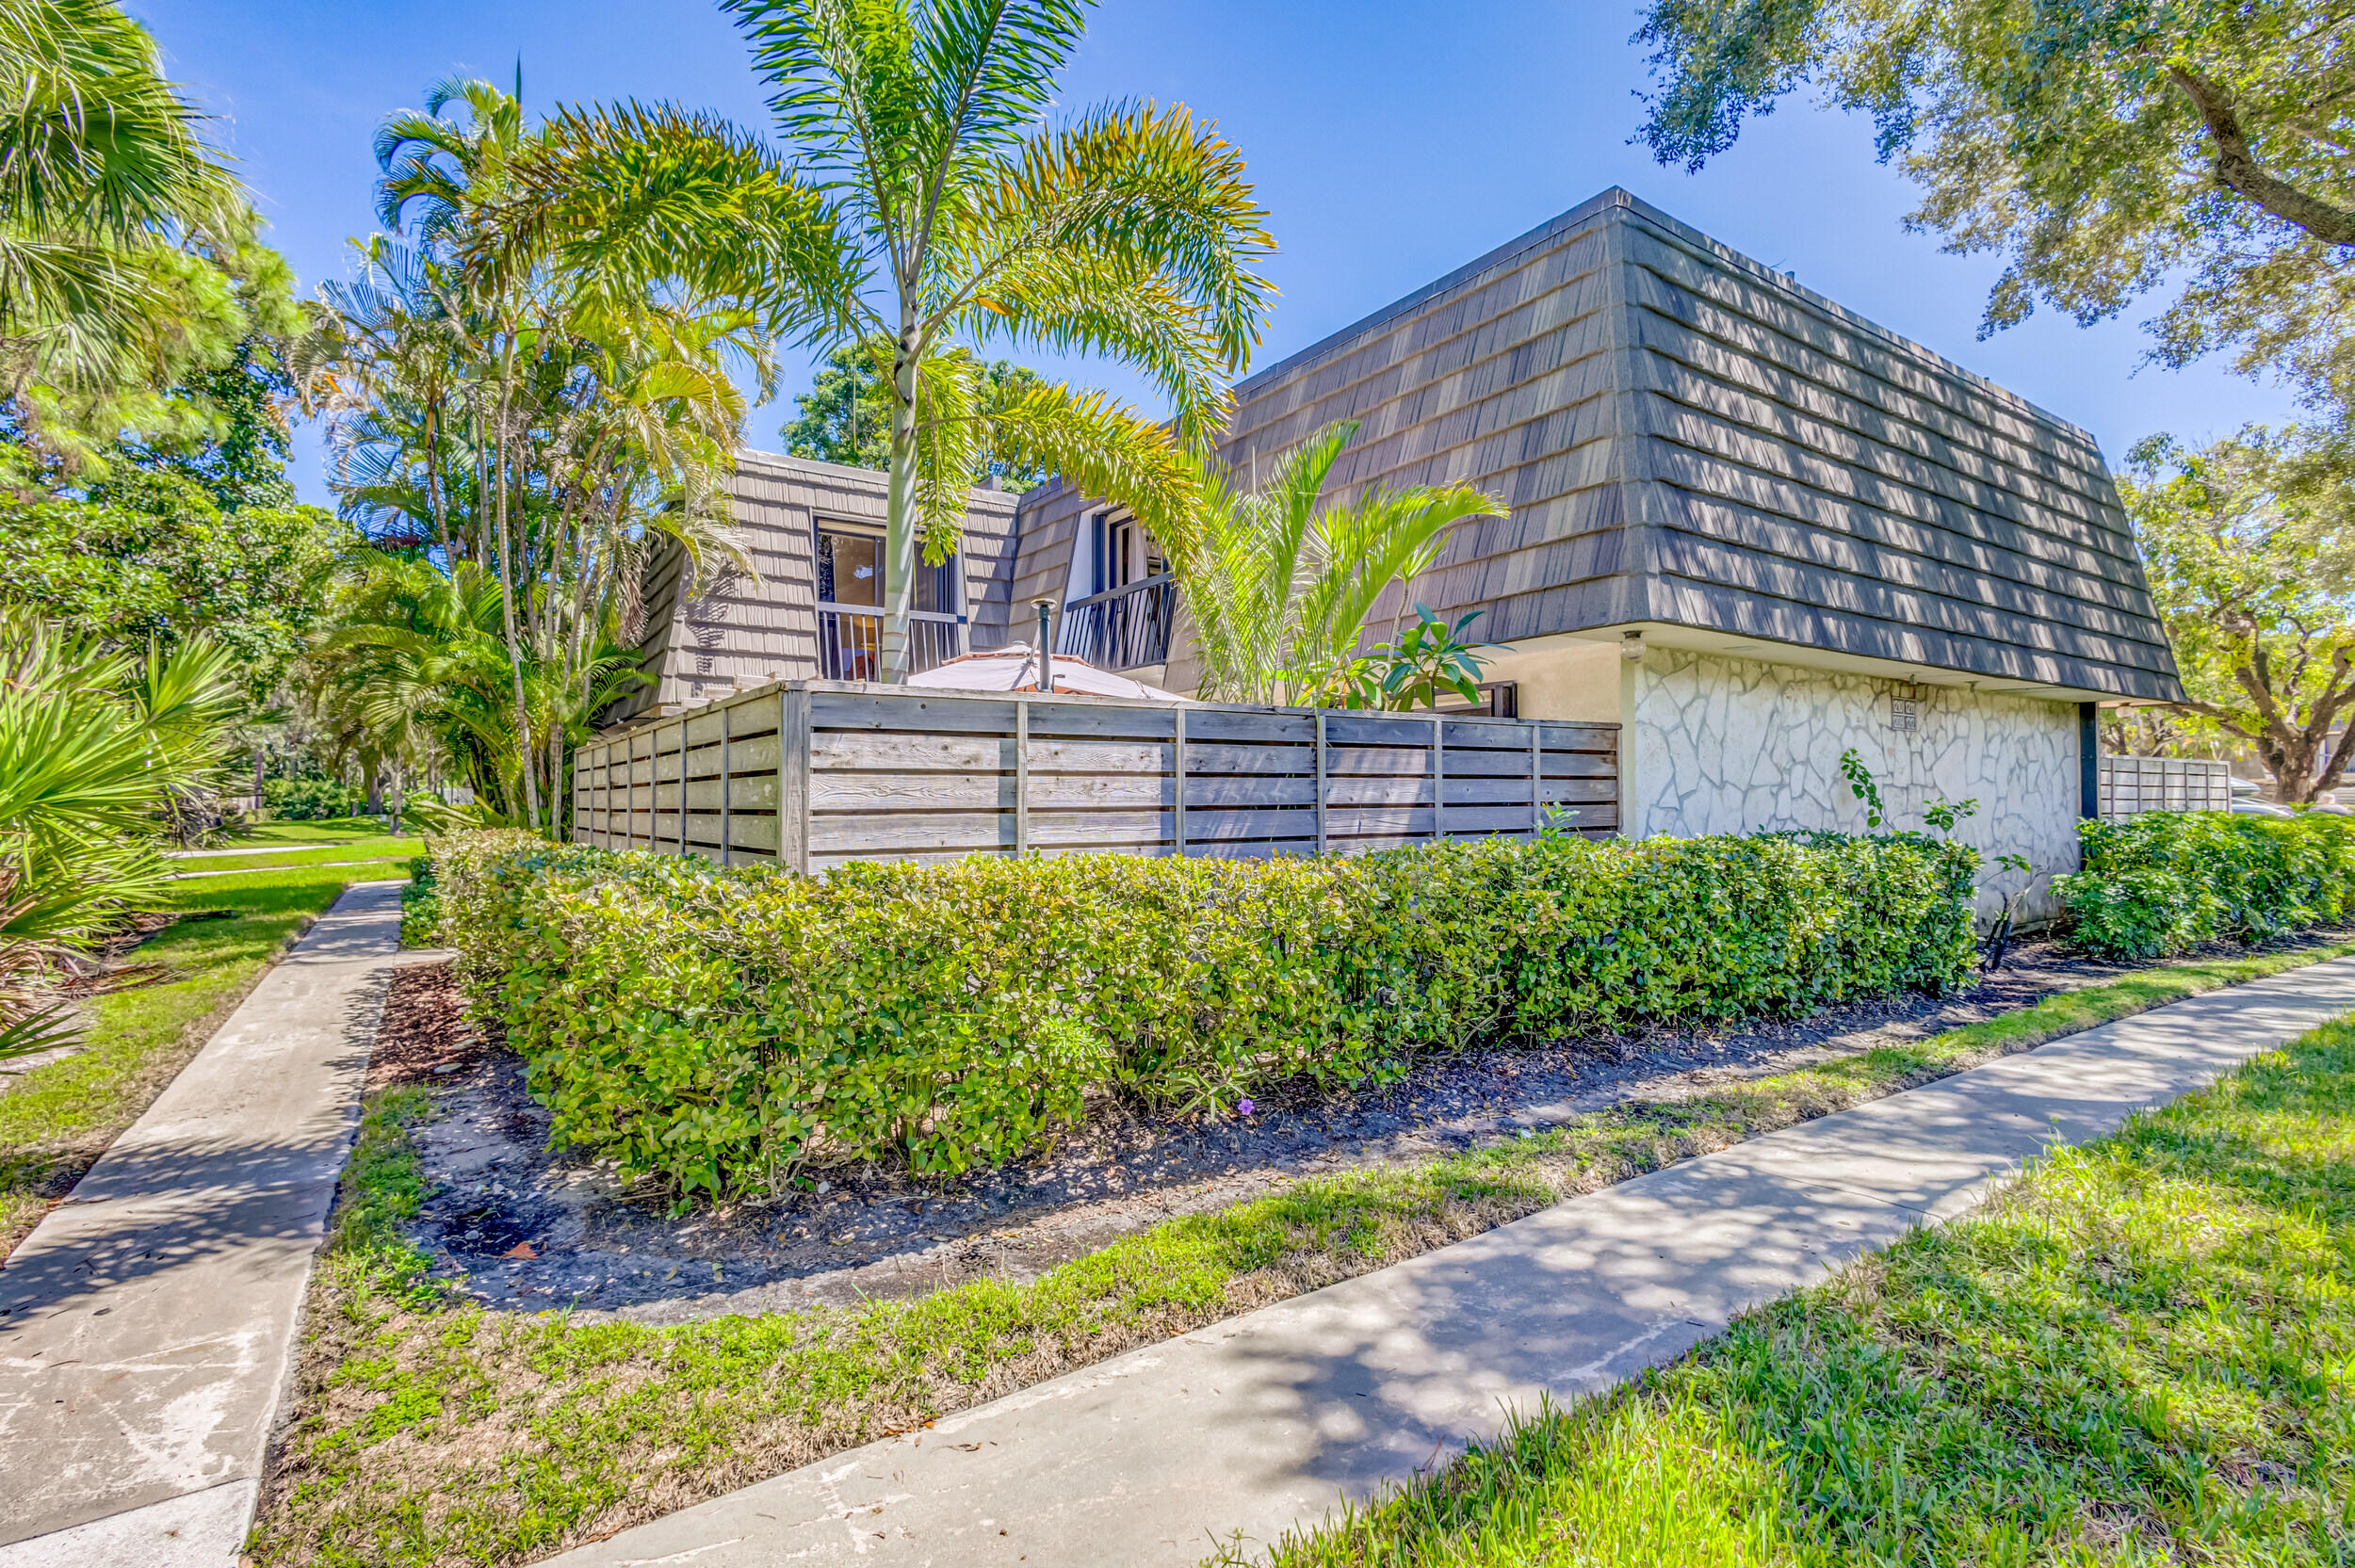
[426,824,1979,1198]
[1923,792,1978,837]
[1535,805,1585,840]
[1365,605,1498,711]
[1168,421,1505,706]
[1980,851,2040,972]
[1837,748,1885,830]
[0,614,245,1057]
[2054,810,2355,961]
[262,777,365,821]
[1837,750,1979,839]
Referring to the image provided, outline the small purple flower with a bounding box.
[1236,1098,1256,1118]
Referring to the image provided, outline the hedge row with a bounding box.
[2053,811,2355,962]
[424,828,1977,1194]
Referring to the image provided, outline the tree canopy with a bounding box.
[481,0,1277,679]
[297,76,774,828]
[781,334,1048,489]
[1633,0,2355,416]
[2123,425,2355,800]
[0,467,344,699]
[0,0,300,474]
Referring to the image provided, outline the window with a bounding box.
[1081,511,1164,598]
[816,524,960,615]
[816,525,882,606]
[915,552,959,616]
[1109,516,1163,588]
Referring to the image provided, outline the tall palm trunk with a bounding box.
[487,367,544,834]
[423,406,453,567]
[881,327,921,684]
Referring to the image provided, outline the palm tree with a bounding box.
[297,236,474,563]
[1163,419,1506,706]
[0,613,244,1059]
[0,0,237,374]
[301,78,764,832]
[479,0,1277,680]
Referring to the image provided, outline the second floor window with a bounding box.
[817,525,882,606]
[1085,511,1165,596]
[817,523,960,615]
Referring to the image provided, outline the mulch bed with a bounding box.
[366,960,477,1091]
[369,935,2211,1326]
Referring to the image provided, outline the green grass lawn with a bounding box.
[1225,1015,2355,1567]
[0,818,422,1256]
[248,934,2355,1568]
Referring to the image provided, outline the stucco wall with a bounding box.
[1625,647,2080,919]
[1484,635,1623,723]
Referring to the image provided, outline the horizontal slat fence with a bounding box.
[575,681,1619,870]
[2096,754,2232,818]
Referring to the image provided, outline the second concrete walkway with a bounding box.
[546,953,2355,1568]
[0,882,411,1568]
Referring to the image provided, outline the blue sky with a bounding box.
[138,0,2298,508]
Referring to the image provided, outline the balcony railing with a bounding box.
[1057,574,1176,671]
[816,605,965,681]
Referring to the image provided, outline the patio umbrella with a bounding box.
[903,643,1189,702]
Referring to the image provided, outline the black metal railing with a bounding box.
[1057,574,1176,671]
[816,606,965,681]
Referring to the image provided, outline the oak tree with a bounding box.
[1633,0,2355,415]
[2123,425,2355,800]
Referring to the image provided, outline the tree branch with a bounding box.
[2163,697,2261,743]
[2169,65,2355,246]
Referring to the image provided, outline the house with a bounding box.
[613,450,1022,719]
[622,187,2183,898]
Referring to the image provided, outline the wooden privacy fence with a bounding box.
[574,680,1621,872]
[2097,754,2233,818]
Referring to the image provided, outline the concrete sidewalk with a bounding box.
[544,954,2355,1568]
[0,882,412,1567]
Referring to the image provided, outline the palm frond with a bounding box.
[955,99,1275,407]
[983,377,1197,543]
[483,101,865,343]
[0,0,236,246]
[0,999,80,1064]
[913,0,1087,157]
[1158,421,1506,704]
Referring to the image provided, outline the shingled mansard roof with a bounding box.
[1013,186,2184,703]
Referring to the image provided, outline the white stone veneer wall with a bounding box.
[1626,648,2081,921]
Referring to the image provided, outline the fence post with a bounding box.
[1528,721,1541,835]
[1431,714,1446,841]
[1015,697,1031,856]
[780,684,810,874]
[674,719,689,856]
[1314,710,1328,855]
[718,699,733,866]
[1173,705,1188,859]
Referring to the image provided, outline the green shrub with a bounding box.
[2054,811,2355,962]
[264,777,365,820]
[427,828,1978,1196]
[398,853,443,948]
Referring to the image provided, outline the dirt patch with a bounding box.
[383,937,2211,1325]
